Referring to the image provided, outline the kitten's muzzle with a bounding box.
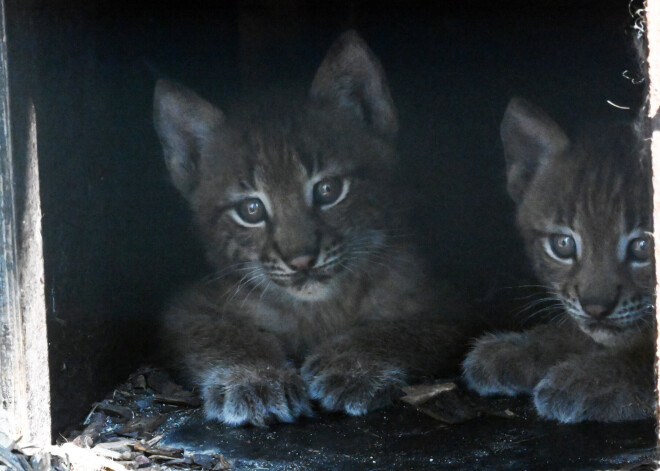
[291,271,332,285]
[268,265,335,287]
[580,302,615,320]
[287,254,317,271]
[577,285,621,320]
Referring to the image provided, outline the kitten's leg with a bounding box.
[301,314,468,415]
[462,323,591,396]
[533,342,655,423]
[163,306,311,427]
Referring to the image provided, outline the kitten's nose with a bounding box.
[578,286,620,320]
[581,303,612,320]
[288,254,316,271]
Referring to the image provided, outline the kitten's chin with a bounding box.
[577,322,642,347]
[580,325,619,346]
[281,279,335,302]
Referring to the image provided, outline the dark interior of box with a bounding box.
[5,0,655,467]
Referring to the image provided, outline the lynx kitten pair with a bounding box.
[153,31,655,427]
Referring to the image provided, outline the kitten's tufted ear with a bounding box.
[501,97,570,204]
[154,79,225,199]
[309,30,398,140]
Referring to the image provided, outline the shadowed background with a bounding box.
[4,0,644,433]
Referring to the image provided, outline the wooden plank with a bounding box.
[647,0,660,440]
[0,0,50,446]
[0,0,23,444]
[17,100,50,447]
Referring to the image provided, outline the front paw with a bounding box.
[462,332,541,396]
[533,361,653,423]
[301,352,405,416]
[201,366,312,427]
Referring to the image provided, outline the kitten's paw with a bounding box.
[301,352,405,415]
[462,332,542,396]
[201,366,312,427]
[533,361,653,423]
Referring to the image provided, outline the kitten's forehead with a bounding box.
[245,122,358,192]
[202,102,392,205]
[250,131,311,188]
[534,141,650,233]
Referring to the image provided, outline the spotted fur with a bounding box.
[463,97,656,423]
[155,31,472,427]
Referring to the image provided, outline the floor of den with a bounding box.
[66,368,658,471]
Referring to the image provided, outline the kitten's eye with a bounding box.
[236,198,266,224]
[628,236,652,263]
[549,234,576,259]
[313,177,343,206]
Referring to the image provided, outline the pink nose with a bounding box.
[582,304,611,320]
[288,254,315,271]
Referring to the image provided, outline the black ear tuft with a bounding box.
[501,97,570,203]
[309,30,398,140]
[153,79,224,199]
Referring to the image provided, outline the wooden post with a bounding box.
[0,0,51,447]
[647,0,660,440]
